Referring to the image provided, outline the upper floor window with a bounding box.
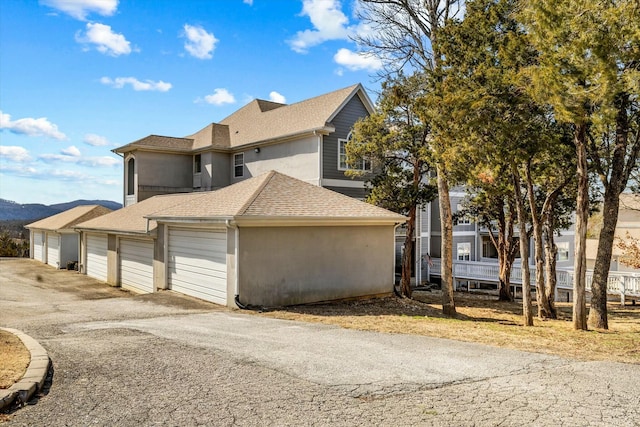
[126,158,135,196]
[456,204,471,225]
[234,153,244,178]
[457,242,471,261]
[557,242,570,261]
[338,133,371,172]
[194,154,201,174]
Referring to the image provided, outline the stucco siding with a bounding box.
[135,151,193,201]
[60,233,79,267]
[231,135,319,185]
[323,96,370,181]
[238,225,394,306]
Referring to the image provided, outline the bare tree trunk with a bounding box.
[498,256,514,301]
[588,94,632,329]
[437,164,456,317]
[401,204,416,298]
[512,164,534,326]
[543,215,558,319]
[573,123,589,331]
[525,161,553,318]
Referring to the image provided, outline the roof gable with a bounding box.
[147,171,406,223]
[26,205,112,231]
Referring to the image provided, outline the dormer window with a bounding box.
[194,154,201,174]
[338,132,371,171]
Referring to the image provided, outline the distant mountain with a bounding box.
[0,199,122,221]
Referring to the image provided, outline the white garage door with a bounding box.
[86,234,108,282]
[46,233,59,268]
[168,227,227,305]
[119,238,154,294]
[33,231,44,262]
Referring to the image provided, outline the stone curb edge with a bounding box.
[0,328,50,411]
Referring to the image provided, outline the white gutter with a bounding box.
[225,219,244,308]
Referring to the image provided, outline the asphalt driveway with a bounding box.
[1,258,639,426]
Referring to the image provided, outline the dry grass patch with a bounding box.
[0,330,30,389]
[258,292,640,364]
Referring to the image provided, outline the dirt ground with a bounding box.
[258,291,640,364]
[0,330,29,389]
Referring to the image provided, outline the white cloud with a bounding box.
[83,133,110,146]
[288,0,353,53]
[41,0,118,21]
[203,88,236,106]
[79,156,119,167]
[61,145,81,157]
[183,24,218,59]
[0,110,67,140]
[100,76,172,92]
[0,146,32,162]
[269,91,286,103]
[334,48,383,71]
[76,23,132,56]
[243,0,253,5]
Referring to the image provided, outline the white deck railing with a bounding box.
[429,258,640,300]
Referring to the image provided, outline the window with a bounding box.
[456,204,471,225]
[234,153,244,178]
[557,242,569,261]
[126,157,135,196]
[457,242,471,261]
[338,133,371,171]
[194,154,201,174]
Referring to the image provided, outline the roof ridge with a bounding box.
[237,171,278,216]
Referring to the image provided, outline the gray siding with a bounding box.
[323,95,370,180]
[136,151,193,202]
[324,186,366,199]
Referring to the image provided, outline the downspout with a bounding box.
[393,223,402,297]
[226,219,248,309]
[315,130,323,187]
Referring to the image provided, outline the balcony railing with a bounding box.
[428,258,640,300]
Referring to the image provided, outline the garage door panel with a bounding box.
[120,239,154,294]
[47,233,59,268]
[86,234,108,281]
[33,232,44,262]
[168,228,227,305]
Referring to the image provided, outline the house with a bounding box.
[113,84,375,207]
[75,171,405,307]
[586,193,640,273]
[25,205,112,269]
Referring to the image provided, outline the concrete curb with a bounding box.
[0,328,50,411]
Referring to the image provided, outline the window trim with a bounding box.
[126,157,135,196]
[337,132,371,172]
[457,242,471,261]
[234,153,244,178]
[456,203,471,225]
[557,242,570,261]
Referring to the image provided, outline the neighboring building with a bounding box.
[26,205,112,269]
[586,193,640,273]
[114,84,375,207]
[75,171,405,307]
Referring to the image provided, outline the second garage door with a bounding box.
[86,234,108,282]
[33,231,44,262]
[46,233,59,268]
[168,227,227,305]
[119,238,154,294]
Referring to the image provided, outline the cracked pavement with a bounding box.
[1,259,639,426]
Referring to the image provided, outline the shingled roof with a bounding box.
[26,205,113,231]
[74,192,207,235]
[113,84,373,154]
[147,171,406,224]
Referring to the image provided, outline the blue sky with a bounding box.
[0,0,383,205]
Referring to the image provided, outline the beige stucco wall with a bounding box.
[133,151,193,201]
[237,225,394,307]
[232,135,320,185]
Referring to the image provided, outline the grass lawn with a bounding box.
[0,330,30,389]
[258,291,640,364]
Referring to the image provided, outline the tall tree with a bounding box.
[354,0,462,316]
[347,73,438,297]
[522,0,640,330]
